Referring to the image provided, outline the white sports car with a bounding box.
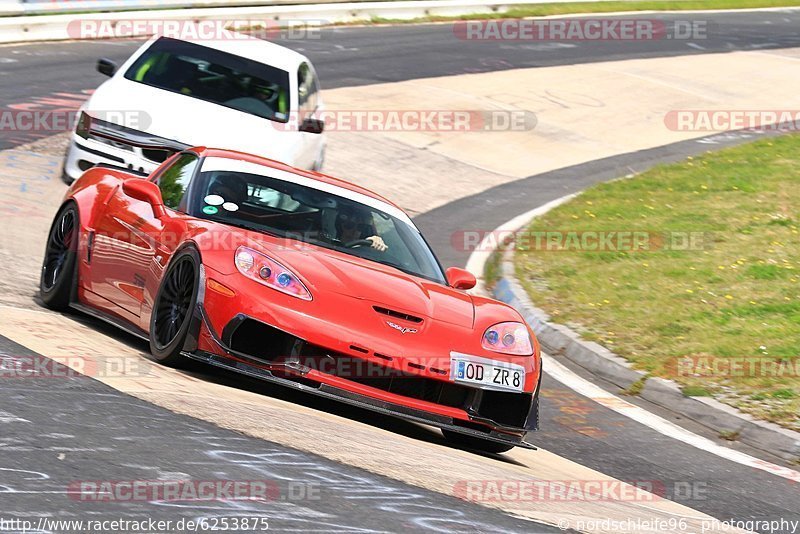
[63,34,326,184]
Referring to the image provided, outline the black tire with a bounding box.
[61,169,74,186]
[149,247,200,367]
[61,144,75,185]
[442,429,515,454]
[40,202,79,311]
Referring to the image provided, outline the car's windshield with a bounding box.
[124,37,290,123]
[191,157,446,284]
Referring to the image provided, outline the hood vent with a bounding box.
[373,306,423,324]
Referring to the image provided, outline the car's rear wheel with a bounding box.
[149,248,200,367]
[442,429,515,454]
[40,202,79,311]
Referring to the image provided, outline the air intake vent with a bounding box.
[373,306,423,324]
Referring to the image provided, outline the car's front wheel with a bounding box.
[40,202,79,311]
[60,143,75,185]
[149,248,200,367]
[442,429,515,454]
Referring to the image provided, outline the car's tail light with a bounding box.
[235,246,311,301]
[482,322,533,355]
[75,111,91,139]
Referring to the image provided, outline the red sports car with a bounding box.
[40,147,541,453]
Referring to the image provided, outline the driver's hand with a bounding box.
[366,236,388,252]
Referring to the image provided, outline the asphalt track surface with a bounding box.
[2,10,800,147]
[0,335,561,533]
[1,9,799,533]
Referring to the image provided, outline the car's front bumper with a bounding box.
[182,302,541,450]
[63,118,190,182]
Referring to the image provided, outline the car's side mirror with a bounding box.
[122,179,166,218]
[299,117,324,134]
[97,58,118,77]
[446,267,477,290]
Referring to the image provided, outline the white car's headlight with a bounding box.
[482,322,533,355]
[76,111,92,139]
[235,246,312,301]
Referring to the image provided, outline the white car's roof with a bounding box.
[174,30,310,73]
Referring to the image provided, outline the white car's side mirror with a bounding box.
[299,118,324,134]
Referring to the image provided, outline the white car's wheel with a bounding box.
[60,145,75,185]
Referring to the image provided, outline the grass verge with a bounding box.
[483,249,504,291]
[514,134,800,431]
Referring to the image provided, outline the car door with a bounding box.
[296,61,324,170]
[90,154,199,320]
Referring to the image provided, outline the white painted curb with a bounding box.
[467,192,800,463]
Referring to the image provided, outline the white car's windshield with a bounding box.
[190,158,446,284]
[124,37,291,122]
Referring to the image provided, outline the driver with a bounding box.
[208,173,248,206]
[253,81,279,104]
[253,80,288,117]
[335,206,388,252]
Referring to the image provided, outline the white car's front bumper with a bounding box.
[62,117,191,183]
[64,135,154,182]
[61,112,325,183]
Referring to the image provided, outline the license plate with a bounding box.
[449,352,525,392]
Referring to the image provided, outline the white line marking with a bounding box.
[466,194,576,295]
[0,410,29,424]
[544,353,800,484]
[466,193,800,484]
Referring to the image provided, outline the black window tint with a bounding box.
[124,38,291,123]
[158,154,198,210]
[190,169,445,284]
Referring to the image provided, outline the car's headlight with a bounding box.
[235,246,312,301]
[76,111,91,139]
[482,322,533,355]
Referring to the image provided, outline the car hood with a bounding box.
[195,224,477,330]
[282,245,475,329]
[86,78,300,164]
